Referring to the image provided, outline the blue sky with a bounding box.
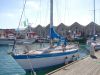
[0,0,100,29]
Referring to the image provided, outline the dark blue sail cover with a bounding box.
[50,27,60,39]
[50,26,67,46]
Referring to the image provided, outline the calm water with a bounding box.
[0,43,88,75]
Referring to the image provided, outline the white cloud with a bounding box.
[20,0,41,21]
[0,13,14,17]
[26,0,40,11]
[6,13,14,17]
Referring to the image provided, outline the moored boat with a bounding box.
[12,44,79,70]
[11,0,79,71]
[86,0,100,51]
[0,29,15,45]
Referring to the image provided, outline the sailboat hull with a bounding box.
[12,49,79,70]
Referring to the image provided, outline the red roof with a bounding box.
[27,32,37,35]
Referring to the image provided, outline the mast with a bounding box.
[50,0,61,46]
[50,0,53,28]
[50,0,53,45]
[93,0,95,35]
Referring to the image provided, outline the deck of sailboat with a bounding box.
[14,44,78,55]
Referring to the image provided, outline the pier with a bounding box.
[46,51,100,75]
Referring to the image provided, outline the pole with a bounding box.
[50,0,53,46]
[93,0,95,35]
[50,0,53,28]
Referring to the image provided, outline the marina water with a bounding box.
[0,43,88,75]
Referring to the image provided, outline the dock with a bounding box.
[46,51,100,75]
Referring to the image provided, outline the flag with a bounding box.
[23,18,28,27]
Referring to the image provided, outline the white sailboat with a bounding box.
[11,0,79,70]
[87,0,100,51]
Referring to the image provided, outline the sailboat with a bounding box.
[87,0,100,51]
[11,0,79,70]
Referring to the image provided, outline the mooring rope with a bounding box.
[25,45,36,75]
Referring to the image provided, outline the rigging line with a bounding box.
[39,0,42,37]
[93,0,95,23]
[64,0,70,25]
[64,0,66,24]
[34,12,39,27]
[39,0,41,25]
[17,0,27,30]
[55,0,61,25]
[54,0,60,35]
[44,0,49,26]
[25,45,36,75]
[27,55,36,75]
[13,0,27,52]
[60,0,63,23]
[68,0,71,26]
[34,1,41,27]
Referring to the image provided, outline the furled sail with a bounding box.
[50,26,67,46]
[50,26,60,39]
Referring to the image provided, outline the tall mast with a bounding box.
[50,0,53,45]
[93,0,95,35]
[50,0,53,28]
